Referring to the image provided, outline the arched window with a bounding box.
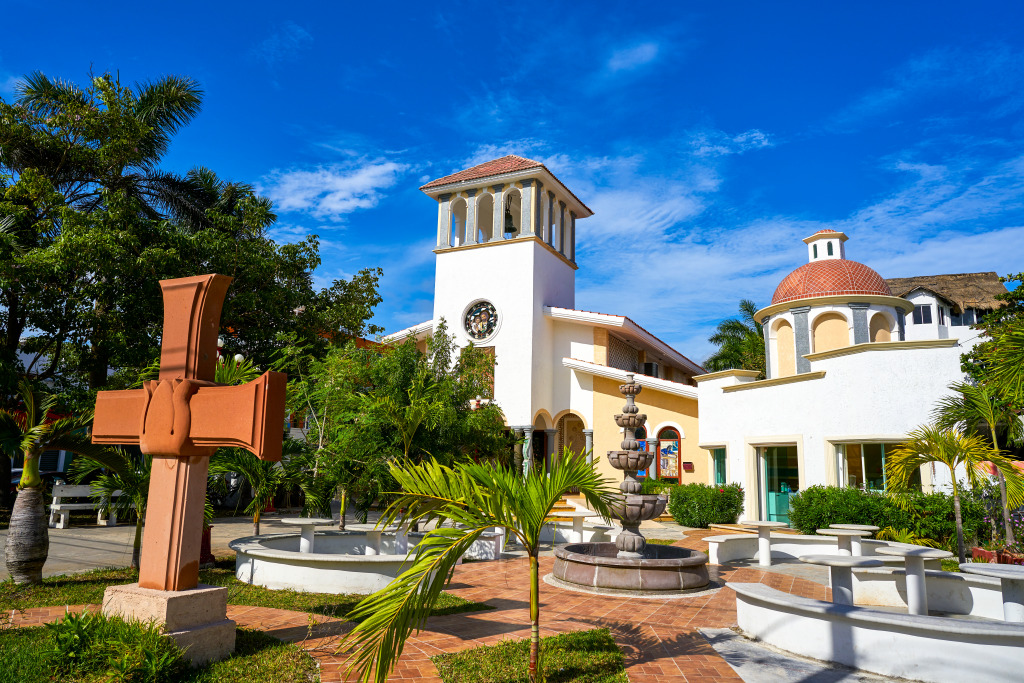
[450,198,467,247]
[477,193,494,243]
[827,242,834,256]
[634,426,649,479]
[813,244,818,258]
[812,312,849,353]
[503,188,522,239]
[657,428,680,482]
[870,313,891,342]
[774,319,796,377]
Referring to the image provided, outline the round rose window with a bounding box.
[464,301,498,340]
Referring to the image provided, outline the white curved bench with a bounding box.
[732,581,1024,683]
[707,533,941,569]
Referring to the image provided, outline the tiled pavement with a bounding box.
[6,530,830,682]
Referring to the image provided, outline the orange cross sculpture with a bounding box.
[92,275,287,592]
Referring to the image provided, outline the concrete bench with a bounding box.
[707,532,942,569]
[732,581,1024,683]
[48,484,125,529]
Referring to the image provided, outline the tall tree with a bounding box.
[342,451,618,683]
[934,382,1024,544]
[703,299,766,376]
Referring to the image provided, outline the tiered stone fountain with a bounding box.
[550,374,710,595]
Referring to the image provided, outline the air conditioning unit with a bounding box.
[642,362,659,378]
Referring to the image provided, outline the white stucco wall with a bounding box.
[433,238,574,426]
[697,342,968,518]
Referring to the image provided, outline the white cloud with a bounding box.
[0,74,20,96]
[260,160,408,221]
[607,42,660,72]
[253,21,313,66]
[689,128,774,157]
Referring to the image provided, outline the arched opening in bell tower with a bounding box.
[477,193,494,243]
[450,198,467,247]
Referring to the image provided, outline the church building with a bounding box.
[384,155,708,485]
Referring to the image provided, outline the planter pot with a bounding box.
[200,526,215,566]
[972,547,997,563]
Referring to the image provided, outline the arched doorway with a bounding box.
[656,427,681,483]
[812,312,849,353]
[870,313,891,342]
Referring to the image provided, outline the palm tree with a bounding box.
[986,325,1024,403]
[68,447,150,569]
[887,425,1024,563]
[0,381,120,583]
[208,448,285,536]
[934,382,1024,544]
[703,299,766,376]
[341,449,618,683]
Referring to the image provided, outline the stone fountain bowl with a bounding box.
[614,413,647,429]
[607,450,655,472]
[230,530,423,594]
[551,542,710,595]
[610,493,667,523]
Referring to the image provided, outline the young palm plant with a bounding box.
[69,448,150,569]
[887,425,1024,563]
[934,382,1024,544]
[0,381,121,583]
[341,449,618,683]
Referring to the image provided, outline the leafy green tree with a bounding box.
[703,299,765,376]
[305,321,511,518]
[934,382,1024,544]
[962,272,1023,383]
[887,425,1024,563]
[1,69,384,406]
[0,381,119,583]
[342,450,618,683]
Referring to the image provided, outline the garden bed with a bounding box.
[431,628,628,683]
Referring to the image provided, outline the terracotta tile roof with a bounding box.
[420,155,544,190]
[772,259,892,305]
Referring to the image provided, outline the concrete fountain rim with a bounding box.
[554,541,710,568]
[229,530,424,564]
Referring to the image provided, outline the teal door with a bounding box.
[712,448,726,485]
[763,446,799,523]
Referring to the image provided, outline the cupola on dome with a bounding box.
[771,230,891,305]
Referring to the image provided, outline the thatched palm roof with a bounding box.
[885,272,1007,313]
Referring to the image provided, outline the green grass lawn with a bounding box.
[643,538,679,546]
[432,628,628,683]
[0,557,490,621]
[0,620,317,683]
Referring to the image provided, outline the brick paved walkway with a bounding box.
[7,530,829,682]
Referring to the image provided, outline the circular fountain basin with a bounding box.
[551,542,710,596]
[230,530,422,594]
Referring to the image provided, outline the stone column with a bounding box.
[464,189,477,245]
[850,302,869,344]
[558,201,567,255]
[520,180,535,237]
[513,427,525,476]
[523,426,534,475]
[491,184,504,242]
[436,193,451,248]
[569,211,577,261]
[792,306,812,374]
[583,429,594,465]
[897,310,906,341]
[761,316,772,379]
[545,428,558,471]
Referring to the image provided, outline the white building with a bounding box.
[696,229,1007,522]
[385,155,709,484]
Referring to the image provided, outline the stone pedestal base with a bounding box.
[102,583,235,665]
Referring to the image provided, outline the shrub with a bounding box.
[788,485,990,548]
[667,483,744,528]
[639,477,674,495]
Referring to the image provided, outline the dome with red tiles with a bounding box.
[771,259,892,305]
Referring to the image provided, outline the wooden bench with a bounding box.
[48,484,124,529]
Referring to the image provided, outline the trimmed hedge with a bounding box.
[667,483,744,528]
[788,485,988,546]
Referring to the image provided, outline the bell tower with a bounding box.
[419,155,593,425]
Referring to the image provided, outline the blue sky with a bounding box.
[3,2,1023,362]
